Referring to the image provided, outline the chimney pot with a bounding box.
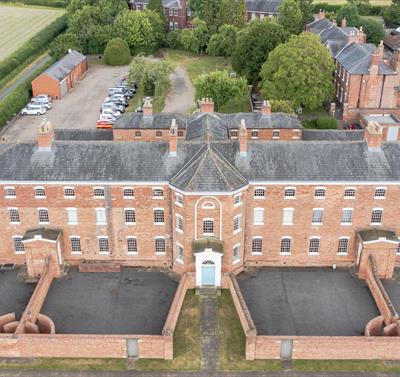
[37,120,54,150]
[143,99,153,116]
[239,119,247,156]
[169,118,178,156]
[332,19,337,27]
[261,100,272,116]
[319,9,325,19]
[364,121,383,150]
[341,17,347,28]
[200,98,214,113]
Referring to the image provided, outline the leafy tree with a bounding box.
[234,0,247,29]
[347,0,371,15]
[207,24,237,58]
[336,3,361,26]
[383,4,400,26]
[269,99,294,114]
[359,17,385,45]
[188,0,222,33]
[148,0,166,23]
[144,9,166,48]
[297,0,314,26]
[167,30,182,49]
[260,32,335,110]
[114,10,155,55]
[104,37,130,65]
[218,0,236,25]
[49,32,82,60]
[232,18,288,83]
[194,70,248,110]
[129,56,174,96]
[66,0,92,16]
[192,18,210,52]
[279,0,303,34]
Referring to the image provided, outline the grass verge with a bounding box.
[137,289,201,371]
[293,360,400,372]
[219,94,251,113]
[218,290,283,372]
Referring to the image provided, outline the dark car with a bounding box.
[345,123,362,130]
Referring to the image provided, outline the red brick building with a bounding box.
[31,50,87,100]
[0,100,399,288]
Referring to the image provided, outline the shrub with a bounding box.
[269,99,294,114]
[1,0,69,7]
[167,30,182,49]
[312,2,386,16]
[316,116,337,129]
[384,4,400,26]
[104,38,130,66]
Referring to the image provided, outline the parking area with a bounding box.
[383,270,400,313]
[0,268,36,318]
[41,268,178,335]
[238,267,379,336]
[2,62,128,142]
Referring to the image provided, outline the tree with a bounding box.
[297,0,314,26]
[218,0,236,26]
[383,4,400,26]
[167,30,182,49]
[207,24,237,58]
[194,70,248,110]
[148,0,166,23]
[129,56,174,96]
[347,0,371,15]
[144,9,166,48]
[234,0,247,29]
[49,33,82,60]
[260,32,335,110]
[232,19,288,83]
[336,3,361,26]
[188,0,222,33]
[269,99,294,114]
[114,10,155,55]
[104,37,130,65]
[278,0,303,34]
[359,17,385,45]
[179,18,209,53]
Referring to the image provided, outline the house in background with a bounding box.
[31,50,87,100]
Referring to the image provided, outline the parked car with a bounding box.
[108,87,125,96]
[104,98,128,108]
[345,123,362,130]
[100,102,124,113]
[31,100,52,110]
[96,119,113,129]
[135,106,143,113]
[32,94,51,102]
[105,94,128,105]
[21,104,46,115]
[101,108,121,117]
[99,113,117,122]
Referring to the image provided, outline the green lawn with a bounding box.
[137,289,201,371]
[218,290,283,372]
[293,360,400,372]
[0,4,65,61]
[219,94,252,113]
[313,0,390,4]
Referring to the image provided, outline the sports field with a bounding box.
[0,4,65,61]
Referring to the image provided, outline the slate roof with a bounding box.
[245,0,281,13]
[358,227,399,242]
[301,129,364,141]
[114,113,187,130]
[129,0,180,8]
[306,17,332,34]
[186,113,229,141]
[22,227,61,242]
[55,129,113,141]
[43,50,86,82]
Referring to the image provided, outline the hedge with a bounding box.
[104,38,130,66]
[302,116,337,129]
[0,14,67,82]
[1,0,69,7]
[312,3,386,16]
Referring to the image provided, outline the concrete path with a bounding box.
[199,289,219,371]
[162,66,194,114]
[0,54,52,101]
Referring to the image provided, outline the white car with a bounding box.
[99,114,117,122]
[100,102,124,113]
[32,94,51,102]
[102,108,121,117]
[31,100,52,110]
[21,104,46,115]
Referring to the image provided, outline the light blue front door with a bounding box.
[202,265,215,286]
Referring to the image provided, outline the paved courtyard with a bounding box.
[382,270,400,313]
[41,268,178,335]
[1,62,128,142]
[0,269,35,318]
[238,268,379,336]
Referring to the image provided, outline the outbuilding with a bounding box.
[31,50,87,99]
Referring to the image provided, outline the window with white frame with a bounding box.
[284,187,296,198]
[98,237,109,254]
[176,214,184,232]
[175,193,183,206]
[233,215,241,233]
[70,236,81,254]
[38,208,49,224]
[280,237,292,254]
[66,208,78,224]
[4,187,16,198]
[34,187,46,198]
[251,130,259,139]
[154,208,165,224]
[152,188,164,198]
[344,188,355,199]
[337,237,349,254]
[173,8,178,16]
[312,208,323,224]
[8,208,20,223]
[95,208,107,224]
[123,187,134,198]
[308,237,320,254]
[374,187,386,199]
[282,208,294,225]
[252,237,263,254]
[93,187,105,198]
[176,243,184,262]
[234,194,242,206]
[371,209,383,224]
[314,187,326,198]
[232,244,240,262]
[124,209,136,224]
[254,187,265,198]
[64,187,75,198]
[203,219,214,235]
[13,236,24,254]
[272,130,280,139]
[341,208,353,224]
[127,237,137,254]
[253,208,264,225]
[155,237,166,254]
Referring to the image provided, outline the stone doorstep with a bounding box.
[197,288,221,297]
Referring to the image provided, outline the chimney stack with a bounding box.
[239,119,247,156]
[319,9,325,19]
[370,40,384,74]
[348,28,366,45]
[261,100,272,116]
[169,118,177,156]
[341,17,347,28]
[364,121,383,150]
[37,120,54,150]
[332,19,337,27]
[143,99,153,117]
[200,98,214,113]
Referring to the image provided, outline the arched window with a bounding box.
[202,260,215,265]
[202,201,215,209]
